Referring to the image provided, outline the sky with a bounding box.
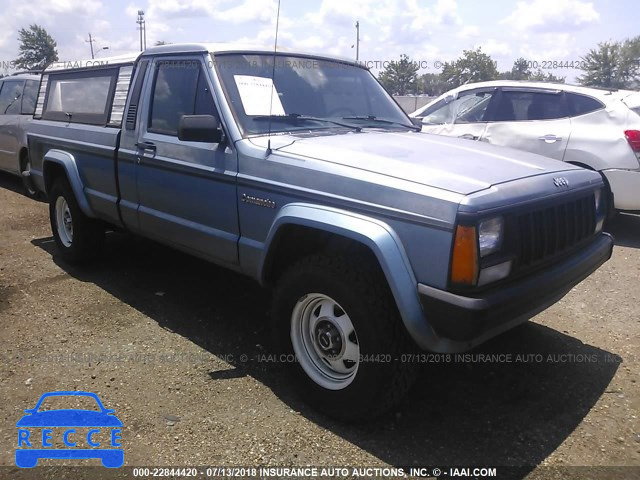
[0,0,636,82]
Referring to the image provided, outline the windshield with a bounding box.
[213,53,412,135]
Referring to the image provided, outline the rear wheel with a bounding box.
[49,178,104,264]
[272,254,418,421]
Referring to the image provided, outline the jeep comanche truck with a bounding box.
[27,44,613,420]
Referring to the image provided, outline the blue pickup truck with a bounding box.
[27,44,613,420]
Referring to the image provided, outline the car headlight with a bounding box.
[478,217,504,257]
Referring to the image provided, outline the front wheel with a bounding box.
[49,178,104,264]
[272,254,418,421]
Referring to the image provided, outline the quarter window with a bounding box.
[566,92,604,117]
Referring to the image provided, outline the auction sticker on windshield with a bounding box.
[234,75,285,116]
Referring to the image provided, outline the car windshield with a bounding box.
[213,53,413,135]
[421,92,491,125]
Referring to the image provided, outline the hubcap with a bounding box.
[291,293,360,390]
[55,196,73,247]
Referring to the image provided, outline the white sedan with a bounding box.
[411,80,640,212]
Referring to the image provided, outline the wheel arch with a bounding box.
[42,150,95,218]
[260,203,441,350]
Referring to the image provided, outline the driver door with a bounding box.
[135,56,240,266]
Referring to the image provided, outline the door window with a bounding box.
[493,91,568,121]
[21,80,39,115]
[0,81,24,115]
[149,60,217,136]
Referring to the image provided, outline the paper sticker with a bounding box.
[234,75,285,116]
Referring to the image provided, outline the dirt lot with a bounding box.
[0,171,639,480]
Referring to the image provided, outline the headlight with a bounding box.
[478,217,504,257]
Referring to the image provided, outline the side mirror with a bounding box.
[178,115,223,143]
[410,117,423,126]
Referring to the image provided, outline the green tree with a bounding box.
[578,37,639,88]
[154,40,170,46]
[378,54,419,95]
[15,24,58,70]
[529,69,565,83]
[417,72,449,96]
[510,57,532,80]
[440,47,499,88]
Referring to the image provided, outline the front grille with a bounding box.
[515,193,596,268]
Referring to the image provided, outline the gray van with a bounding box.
[0,73,40,196]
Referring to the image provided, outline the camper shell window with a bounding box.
[42,68,119,125]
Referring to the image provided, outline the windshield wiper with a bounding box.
[342,115,420,131]
[253,114,361,132]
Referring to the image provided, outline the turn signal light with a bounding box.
[451,225,478,286]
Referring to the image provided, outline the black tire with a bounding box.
[49,177,104,264]
[272,254,418,421]
[19,151,38,199]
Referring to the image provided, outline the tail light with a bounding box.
[624,130,640,152]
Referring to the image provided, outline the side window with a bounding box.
[421,90,494,125]
[194,69,217,117]
[566,92,604,117]
[495,91,567,121]
[43,69,118,125]
[0,81,24,115]
[21,80,39,115]
[149,61,200,136]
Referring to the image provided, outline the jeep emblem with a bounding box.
[553,177,569,188]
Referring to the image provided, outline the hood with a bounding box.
[251,131,580,195]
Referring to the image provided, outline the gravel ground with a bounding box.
[0,171,638,480]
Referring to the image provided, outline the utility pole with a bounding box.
[355,21,360,61]
[137,10,146,52]
[86,33,95,59]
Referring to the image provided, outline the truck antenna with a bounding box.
[266,0,281,157]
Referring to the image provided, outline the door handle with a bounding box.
[459,133,479,141]
[136,141,156,151]
[538,134,561,143]
[135,141,156,163]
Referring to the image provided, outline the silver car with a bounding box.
[0,73,40,197]
[411,81,640,214]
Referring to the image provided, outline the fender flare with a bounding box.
[260,203,441,350]
[43,150,95,218]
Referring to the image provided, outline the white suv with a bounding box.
[411,81,640,212]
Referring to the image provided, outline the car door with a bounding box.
[135,56,239,266]
[481,87,571,161]
[420,87,497,141]
[0,79,24,173]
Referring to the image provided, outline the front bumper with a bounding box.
[603,168,640,211]
[418,232,613,350]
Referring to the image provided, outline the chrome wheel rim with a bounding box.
[291,293,360,390]
[55,196,73,247]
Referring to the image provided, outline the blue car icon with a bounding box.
[16,391,123,468]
